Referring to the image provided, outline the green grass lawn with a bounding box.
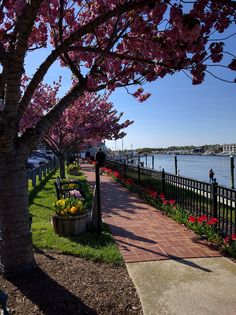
[29,169,123,264]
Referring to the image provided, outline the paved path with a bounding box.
[82,164,221,262]
[126,257,236,315]
[82,164,236,315]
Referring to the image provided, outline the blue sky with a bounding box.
[107,69,236,150]
[25,24,236,151]
[107,25,236,150]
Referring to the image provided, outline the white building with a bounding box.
[223,144,236,154]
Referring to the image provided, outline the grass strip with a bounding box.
[29,169,123,264]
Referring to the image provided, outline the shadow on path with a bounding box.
[108,226,212,273]
[108,223,157,244]
[101,180,150,217]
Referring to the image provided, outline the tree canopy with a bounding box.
[0,0,235,155]
[0,0,235,276]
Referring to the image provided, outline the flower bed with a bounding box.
[103,167,236,258]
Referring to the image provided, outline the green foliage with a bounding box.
[67,162,78,171]
[187,220,221,244]
[29,170,123,264]
[222,235,236,258]
[67,162,80,175]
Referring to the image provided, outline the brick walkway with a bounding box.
[82,164,222,263]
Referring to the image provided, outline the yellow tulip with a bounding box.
[69,183,77,188]
[70,207,78,214]
[56,199,65,207]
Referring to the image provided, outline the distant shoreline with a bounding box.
[137,153,236,157]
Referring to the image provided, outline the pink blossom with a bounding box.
[20,86,133,154]
[69,190,82,198]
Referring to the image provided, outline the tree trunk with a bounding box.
[58,154,65,179]
[0,154,35,277]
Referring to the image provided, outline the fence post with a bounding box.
[211,179,218,218]
[137,154,140,184]
[38,167,42,181]
[137,163,140,184]
[55,157,59,168]
[123,163,126,177]
[230,155,235,189]
[95,164,102,235]
[152,155,154,169]
[32,168,37,187]
[161,169,165,194]
[47,162,50,174]
[174,155,178,175]
[43,164,46,177]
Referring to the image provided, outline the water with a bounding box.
[139,154,236,189]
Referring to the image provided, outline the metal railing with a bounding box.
[106,160,236,236]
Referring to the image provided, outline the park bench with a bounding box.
[54,177,86,200]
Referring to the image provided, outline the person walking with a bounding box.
[85,150,91,163]
[96,148,106,174]
[209,169,214,183]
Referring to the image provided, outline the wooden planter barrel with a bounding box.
[51,212,88,236]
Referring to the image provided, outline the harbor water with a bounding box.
[139,154,236,189]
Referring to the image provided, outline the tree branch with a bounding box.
[18,82,86,153]
[18,0,155,118]
[5,0,44,112]
[205,69,236,83]
[43,134,60,155]
[61,52,85,82]
[68,46,157,65]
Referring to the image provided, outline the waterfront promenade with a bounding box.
[82,164,236,315]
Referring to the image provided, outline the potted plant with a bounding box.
[67,163,79,176]
[51,197,88,236]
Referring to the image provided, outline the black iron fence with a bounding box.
[106,160,236,237]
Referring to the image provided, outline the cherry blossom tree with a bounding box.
[0,0,235,276]
[19,81,133,177]
[45,98,132,177]
[23,90,133,178]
